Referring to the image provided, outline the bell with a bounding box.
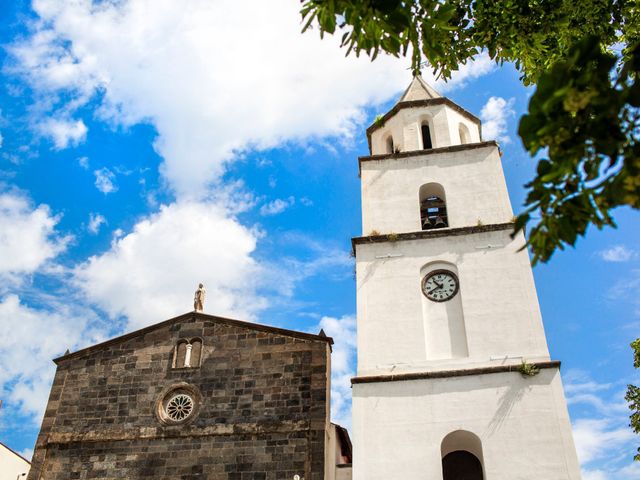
[434,216,446,228]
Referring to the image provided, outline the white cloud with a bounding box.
[0,294,107,421]
[564,369,638,478]
[40,118,87,149]
[599,245,636,262]
[73,201,265,330]
[316,314,356,429]
[10,0,495,199]
[0,190,70,283]
[606,269,640,317]
[93,167,117,194]
[582,469,608,480]
[87,212,106,234]
[0,131,3,148]
[573,418,634,465]
[78,156,89,169]
[480,96,515,144]
[260,196,295,216]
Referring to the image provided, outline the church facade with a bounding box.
[28,76,582,479]
[27,312,348,479]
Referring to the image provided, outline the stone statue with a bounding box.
[194,283,206,311]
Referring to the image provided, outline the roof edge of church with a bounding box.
[54,311,334,364]
[0,441,32,465]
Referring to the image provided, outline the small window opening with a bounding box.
[459,123,471,144]
[421,195,448,230]
[386,136,394,154]
[421,123,433,149]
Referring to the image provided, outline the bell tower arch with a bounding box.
[351,75,582,479]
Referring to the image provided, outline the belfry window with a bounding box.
[173,338,203,369]
[421,123,433,149]
[419,183,448,230]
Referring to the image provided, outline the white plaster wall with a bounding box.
[370,104,481,155]
[355,230,550,376]
[361,144,512,235]
[0,444,30,480]
[352,368,581,480]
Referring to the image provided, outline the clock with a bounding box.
[422,269,459,302]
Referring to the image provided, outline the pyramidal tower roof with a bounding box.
[398,75,442,102]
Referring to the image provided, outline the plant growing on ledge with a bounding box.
[368,229,380,236]
[373,114,385,128]
[517,360,540,377]
[387,232,399,242]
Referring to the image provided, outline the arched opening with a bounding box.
[421,122,433,149]
[442,451,483,480]
[173,339,203,368]
[441,430,485,480]
[419,183,448,230]
[458,123,471,144]
[174,340,188,368]
[190,338,203,367]
[385,135,394,154]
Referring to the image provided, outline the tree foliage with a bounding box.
[301,0,639,263]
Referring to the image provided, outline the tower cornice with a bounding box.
[351,360,561,385]
[351,222,515,254]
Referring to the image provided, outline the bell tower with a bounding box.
[351,76,582,479]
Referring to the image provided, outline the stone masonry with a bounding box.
[27,312,332,480]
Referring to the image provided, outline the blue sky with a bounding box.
[0,1,638,478]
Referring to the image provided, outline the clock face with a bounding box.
[422,270,459,302]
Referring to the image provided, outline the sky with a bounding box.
[0,1,638,478]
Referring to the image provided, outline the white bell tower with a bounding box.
[351,76,582,479]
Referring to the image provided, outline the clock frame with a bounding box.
[421,269,460,302]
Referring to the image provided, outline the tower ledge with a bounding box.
[351,221,514,253]
[351,360,561,385]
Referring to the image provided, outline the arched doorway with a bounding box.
[442,450,483,480]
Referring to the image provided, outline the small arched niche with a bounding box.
[459,123,471,144]
[385,134,395,154]
[421,261,468,360]
[421,121,433,149]
[419,183,448,230]
[441,430,485,480]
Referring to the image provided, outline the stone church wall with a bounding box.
[27,313,330,480]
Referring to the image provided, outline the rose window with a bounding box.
[164,393,194,422]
